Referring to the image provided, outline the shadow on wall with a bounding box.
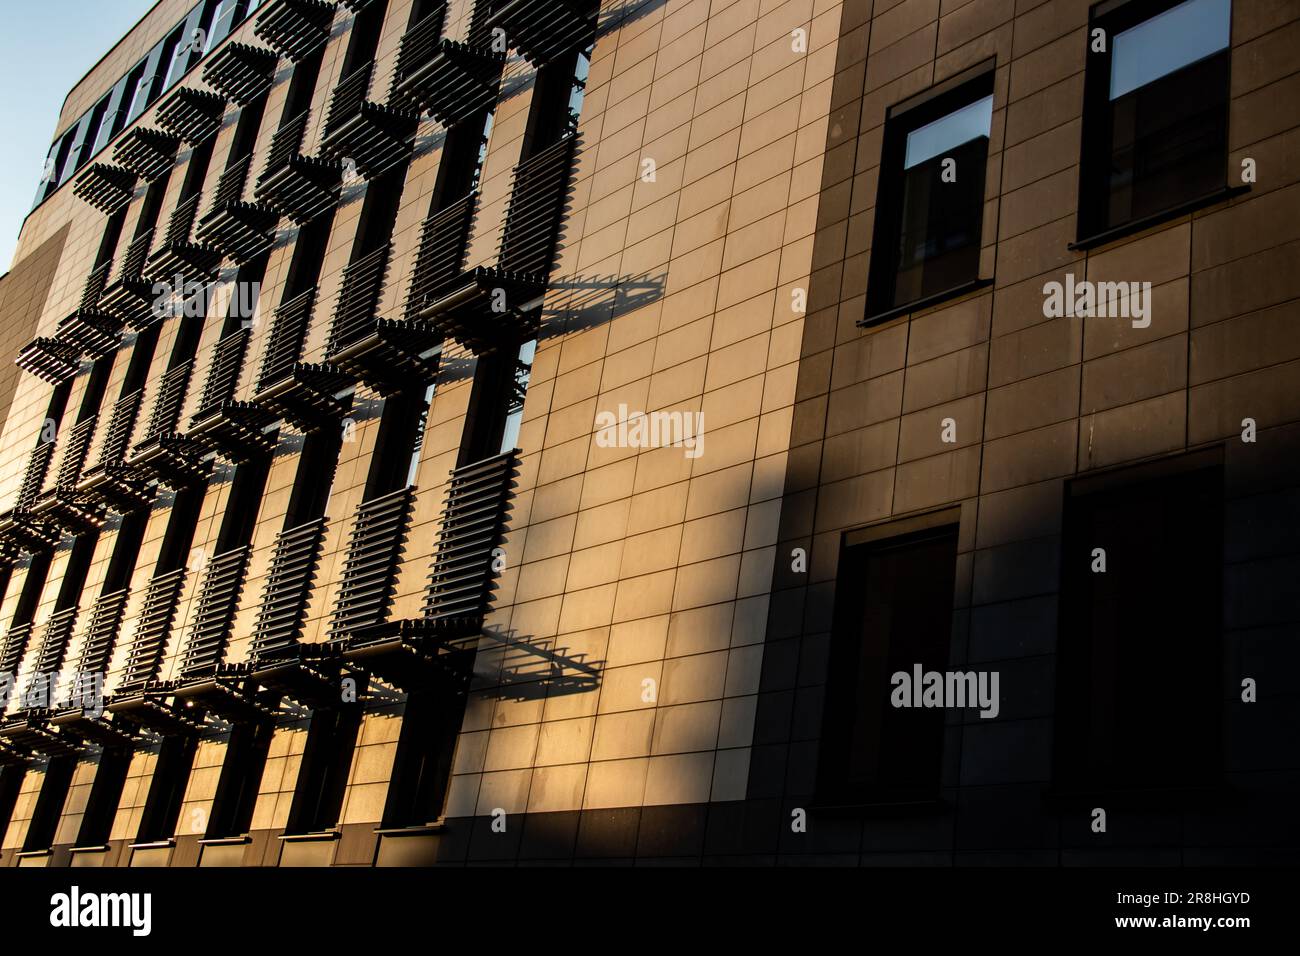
[475,626,604,701]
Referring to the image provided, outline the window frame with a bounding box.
[863,61,997,325]
[1072,0,1242,249]
[814,510,962,811]
[1051,449,1226,801]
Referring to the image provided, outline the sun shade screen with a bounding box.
[903,95,993,169]
[1110,0,1230,99]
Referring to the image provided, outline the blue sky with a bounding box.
[0,0,159,271]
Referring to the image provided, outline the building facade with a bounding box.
[0,0,1296,867]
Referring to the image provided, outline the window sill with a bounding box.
[810,795,949,817]
[16,849,52,859]
[1069,184,1250,251]
[198,835,252,847]
[128,839,175,851]
[859,277,994,328]
[1043,782,1234,810]
[278,830,341,843]
[374,820,447,837]
[69,845,111,855]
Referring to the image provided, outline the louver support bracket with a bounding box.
[319,62,419,181]
[483,0,596,66]
[337,617,478,691]
[188,400,277,463]
[254,0,338,62]
[328,487,415,640]
[49,707,137,749]
[156,87,228,145]
[57,309,123,358]
[424,450,519,622]
[73,164,138,215]
[113,127,180,181]
[257,155,343,225]
[202,42,281,106]
[256,362,353,431]
[0,718,78,757]
[16,338,82,384]
[390,8,504,128]
[249,517,328,664]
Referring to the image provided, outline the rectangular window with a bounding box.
[459,338,536,465]
[1078,0,1232,239]
[134,735,198,844]
[381,688,465,828]
[155,481,208,575]
[815,520,959,806]
[21,755,76,852]
[284,704,362,834]
[206,0,248,53]
[1053,454,1224,794]
[865,66,994,320]
[523,46,590,158]
[204,718,273,838]
[0,767,25,849]
[75,747,131,848]
[213,450,273,554]
[283,425,343,529]
[364,384,436,499]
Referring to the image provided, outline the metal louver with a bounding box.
[16,339,81,384]
[116,568,188,692]
[482,0,596,66]
[113,127,179,181]
[257,287,317,390]
[76,588,131,677]
[424,450,518,621]
[389,9,504,128]
[25,607,79,697]
[250,516,327,661]
[193,328,251,423]
[203,42,280,106]
[178,545,252,678]
[73,164,137,215]
[0,622,34,678]
[156,87,228,145]
[329,487,414,638]
[326,243,391,356]
[254,0,337,62]
[416,136,577,354]
[319,62,419,181]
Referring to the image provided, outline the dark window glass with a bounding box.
[0,768,23,847]
[381,687,466,828]
[135,735,198,843]
[866,70,993,319]
[433,109,494,206]
[75,747,132,847]
[22,755,76,852]
[459,339,535,465]
[285,704,362,834]
[1078,0,1232,238]
[365,384,436,499]
[154,482,208,575]
[524,46,590,158]
[1054,457,1224,793]
[103,508,150,593]
[815,523,959,805]
[283,425,344,529]
[213,451,272,554]
[204,718,273,838]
